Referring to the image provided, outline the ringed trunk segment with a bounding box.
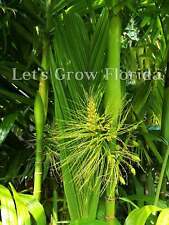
[33,41,49,200]
[105,10,122,225]
[33,93,45,200]
[105,14,122,124]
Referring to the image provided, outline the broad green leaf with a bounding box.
[11,21,33,44]
[156,209,169,225]
[137,120,162,164]
[0,113,17,145]
[10,185,31,225]
[0,89,32,105]
[0,184,18,225]
[70,219,107,225]
[133,177,145,207]
[19,194,46,225]
[125,205,160,225]
[133,81,151,115]
[128,195,168,208]
[66,0,104,14]
[89,8,108,72]
[0,184,46,225]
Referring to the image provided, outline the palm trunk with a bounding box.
[33,41,48,200]
[105,183,116,225]
[105,13,122,225]
[33,93,44,200]
[39,40,49,121]
[105,14,122,122]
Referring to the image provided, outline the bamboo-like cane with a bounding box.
[105,13,122,225]
[33,93,45,200]
[33,40,48,200]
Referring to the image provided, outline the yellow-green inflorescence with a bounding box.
[56,95,140,192]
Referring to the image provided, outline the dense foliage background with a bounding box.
[0,0,169,225]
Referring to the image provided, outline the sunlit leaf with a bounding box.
[0,113,17,145]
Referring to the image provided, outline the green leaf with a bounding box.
[112,218,121,225]
[89,8,108,73]
[0,113,17,145]
[0,184,46,225]
[128,195,168,208]
[0,89,32,105]
[125,205,160,225]
[156,209,169,225]
[70,219,107,225]
[119,197,139,209]
[0,184,18,225]
[133,81,151,115]
[19,194,46,225]
[10,185,31,225]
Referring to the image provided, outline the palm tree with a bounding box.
[1,1,169,225]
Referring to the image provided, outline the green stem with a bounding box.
[105,12,122,225]
[155,62,169,203]
[105,14,122,122]
[106,185,116,225]
[33,40,48,200]
[39,40,49,121]
[34,138,43,200]
[154,145,169,205]
[51,184,58,225]
[33,93,44,200]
